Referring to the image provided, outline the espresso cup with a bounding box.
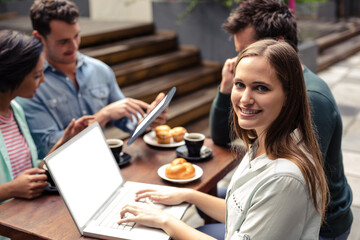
[106,139,123,163]
[184,133,205,157]
[42,164,56,188]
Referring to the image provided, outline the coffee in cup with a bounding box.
[184,133,205,157]
[106,139,123,163]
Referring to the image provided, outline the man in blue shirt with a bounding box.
[17,0,167,159]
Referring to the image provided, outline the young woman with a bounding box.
[117,39,329,239]
[0,30,93,203]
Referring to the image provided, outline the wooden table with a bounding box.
[0,138,241,240]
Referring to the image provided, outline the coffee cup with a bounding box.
[184,133,205,157]
[106,139,123,163]
[42,164,55,188]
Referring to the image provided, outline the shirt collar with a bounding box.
[43,51,86,72]
[247,150,272,171]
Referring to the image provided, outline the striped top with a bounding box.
[0,110,32,178]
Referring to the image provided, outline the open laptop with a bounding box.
[44,122,188,240]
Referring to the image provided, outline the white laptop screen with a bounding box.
[45,123,123,230]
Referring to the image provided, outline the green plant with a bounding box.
[177,0,240,22]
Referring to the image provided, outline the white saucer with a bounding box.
[157,163,203,184]
[143,131,185,148]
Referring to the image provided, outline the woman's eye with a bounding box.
[257,85,269,92]
[234,82,245,88]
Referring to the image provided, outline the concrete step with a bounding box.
[316,24,360,52]
[112,46,201,87]
[80,30,178,65]
[80,21,154,48]
[167,84,218,127]
[183,115,211,138]
[317,34,360,72]
[122,61,221,103]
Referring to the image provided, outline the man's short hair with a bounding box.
[30,0,79,37]
[223,0,298,51]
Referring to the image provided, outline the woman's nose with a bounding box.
[240,89,254,105]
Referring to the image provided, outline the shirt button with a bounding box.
[78,93,82,98]
[66,77,70,81]
[52,68,56,72]
[82,110,87,114]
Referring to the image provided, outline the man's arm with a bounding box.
[209,57,237,146]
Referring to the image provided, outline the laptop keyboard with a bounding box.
[94,186,164,231]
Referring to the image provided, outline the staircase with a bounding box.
[76,19,221,139]
[298,18,360,72]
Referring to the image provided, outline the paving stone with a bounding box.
[348,206,360,240]
[331,83,360,109]
[342,115,356,134]
[343,150,360,177]
[345,52,360,65]
[342,134,360,153]
[346,68,360,82]
[338,105,359,117]
[318,66,349,87]
[346,175,360,207]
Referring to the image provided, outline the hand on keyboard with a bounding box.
[134,188,193,206]
[117,203,173,229]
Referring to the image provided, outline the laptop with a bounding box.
[44,122,188,240]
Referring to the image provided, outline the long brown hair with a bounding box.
[232,39,328,221]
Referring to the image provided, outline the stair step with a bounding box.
[80,21,154,48]
[317,34,360,71]
[80,30,178,65]
[112,46,201,87]
[183,115,210,138]
[316,25,360,52]
[166,85,218,127]
[122,62,221,103]
[0,12,18,21]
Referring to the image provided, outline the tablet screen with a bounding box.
[127,87,176,145]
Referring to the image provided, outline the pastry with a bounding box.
[156,130,171,144]
[165,158,195,179]
[170,126,187,142]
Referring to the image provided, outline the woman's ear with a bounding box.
[32,30,43,42]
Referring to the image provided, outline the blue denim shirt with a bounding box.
[17,53,134,159]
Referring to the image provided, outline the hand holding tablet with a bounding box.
[127,87,176,145]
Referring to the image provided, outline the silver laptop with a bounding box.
[44,122,188,240]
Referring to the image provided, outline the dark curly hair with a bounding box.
[223,0,298,51]
[0,30,43,93]
[30,0,79,37]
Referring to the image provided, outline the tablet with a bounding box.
[127,87,176,145]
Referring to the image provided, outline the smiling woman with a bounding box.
[231,56,286,135]
[114,39,329,240]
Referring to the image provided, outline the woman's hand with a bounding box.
[118,203,172,229]
[61,115,95,144]
[47,115,95,156]
[134,188,193,205]
[9,168,48,199]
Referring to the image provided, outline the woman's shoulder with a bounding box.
[271,158,305,182]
